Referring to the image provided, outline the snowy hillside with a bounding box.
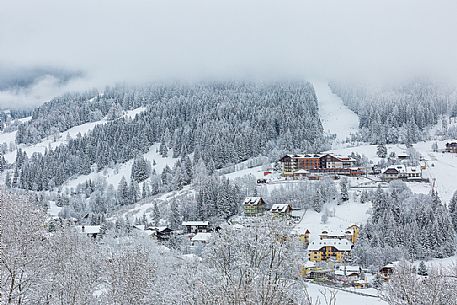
[62,142,178,190]
[313,81,359,147]
[1,107,146,163]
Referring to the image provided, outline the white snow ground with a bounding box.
[1,107,146,163]
[313,81,360,147]
[306,283,387,305]
[61,142,179,191]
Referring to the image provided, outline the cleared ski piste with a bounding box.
[313,81,360,146]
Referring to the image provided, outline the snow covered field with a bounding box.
[62,142,178,190]
[306,283,387,305]
[1,107,146,163]
[313,81,359,146]
[327,140,457,204]
[291,199,371,238]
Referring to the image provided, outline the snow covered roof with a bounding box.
[133,224,145,230]
[243,197,264,206]
[191,232,212,242]
[147,226,170,232]
[182,221,209,226]
[308,239,353,252]
[303,261,316,268]
[75,225,101,234]
[294,169,309,174]
[320,229,349,237]
[271,204,290,213]
[384,164,405,173]
[382,261,400,269]
[335,265,361,276]
[383,164,422,174]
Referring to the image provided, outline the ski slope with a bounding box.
[313,81,359,147]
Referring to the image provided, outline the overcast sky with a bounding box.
[1,0,457,108]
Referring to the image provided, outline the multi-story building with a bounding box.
[308,239,352,262]
[243,197,266,216]
[279,153,357,177]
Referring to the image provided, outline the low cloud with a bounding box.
[1,0,457,108]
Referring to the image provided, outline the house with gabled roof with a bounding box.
[243,196,266,216]
[382,164,422,181]
[271,203,292,218]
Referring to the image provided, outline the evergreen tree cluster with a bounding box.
[353,184,456,268]
[15,81,325,190]
[131,156,152,183]
[195,176,242,221]
[329,81,457,144]
[16,85,149,144]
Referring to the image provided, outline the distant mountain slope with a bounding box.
[13,81,327,190]
[329,80,457,144]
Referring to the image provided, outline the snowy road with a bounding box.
[313,81,359,147]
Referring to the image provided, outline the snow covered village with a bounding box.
[1,1,457,305]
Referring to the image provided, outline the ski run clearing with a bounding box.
[313,80,360,147]
[2,83,457,304]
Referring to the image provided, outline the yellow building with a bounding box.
[347,224,360,244]
[298,229,310,245]
[308,239,352,262]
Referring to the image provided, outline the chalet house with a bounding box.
[308,239,353,262]
[379,262,398,281]
[382,165,422,181]
[445,142,457,153]
[147,226,173,241]
[182,221,209,234]
[334,265,362,279]
[271,203,292,218]
[300,261,331,279]
[76,225,101,239]
[243,197,266,216]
